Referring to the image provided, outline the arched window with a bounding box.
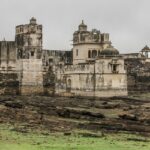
[88,50,91,58]
[112,64,119,74]
[92,50,97,58]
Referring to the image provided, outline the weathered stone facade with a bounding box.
[55,21,127,97]
[0,18,148,96]
[125,58,150,94]
[56,57,127,97]
[73,20,113,64]
[0,40,19,94]
[0,18,72,95]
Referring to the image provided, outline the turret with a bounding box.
[30,17,37,25]
[78,20,87,31]
[15,17,43,59]
[73,21,114,64]
[141,45,150,58]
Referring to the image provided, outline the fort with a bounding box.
[0,18,149,96]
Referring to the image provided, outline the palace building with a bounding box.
[0,18,149,96]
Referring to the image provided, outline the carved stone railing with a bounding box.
[61,64,94,74]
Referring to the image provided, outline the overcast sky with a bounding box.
[0,0,150,53]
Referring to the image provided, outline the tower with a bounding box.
[72,21,111,64]
[16,18,44,95]
[141,45,150,59]
[78,20,87,31]
[15,17,43,59]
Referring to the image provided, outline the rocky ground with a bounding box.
[0,94,150,136]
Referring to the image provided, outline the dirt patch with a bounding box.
[0,95,150,135]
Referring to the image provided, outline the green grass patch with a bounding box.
[0,125,150,150]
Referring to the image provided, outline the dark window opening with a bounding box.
[112,64,118,73]
[92,50,97,58]
[31,51,34,56]
[60,64,63,69]
[88,51,91,58]
[49,59,53,66]
[76,49,78,56]
[49,59,53,63]
[113,65,117,72]
[66,79,71,92]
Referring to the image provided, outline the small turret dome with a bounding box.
[78,20,87,31]
[30,17,37,25]
[141,45,150,52]
[100,45,119,56]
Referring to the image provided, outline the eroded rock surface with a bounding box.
[0,95,150,135]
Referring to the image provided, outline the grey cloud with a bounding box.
[0,0,150,53]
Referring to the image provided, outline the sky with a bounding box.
[0,0,150,53]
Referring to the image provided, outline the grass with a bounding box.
[0,125,150,150]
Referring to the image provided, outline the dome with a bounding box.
[141,45,150,52]
[79,20,87,27]
[78,20,87,31]
[30,17,37,24]
[73,31,78,35]
[100,45,119,56]
[31,17,36,21]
